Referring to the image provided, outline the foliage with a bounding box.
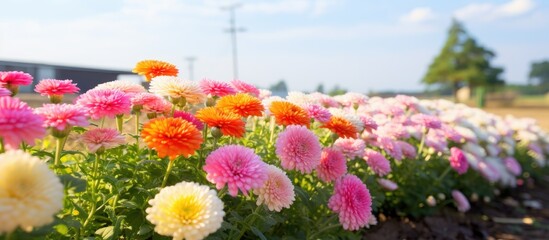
[529,60,549,91]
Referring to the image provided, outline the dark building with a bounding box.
[0,60,138,93]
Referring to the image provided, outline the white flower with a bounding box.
[149,76,206,104]
[0,150,64,234]
[146,181,225,240]
[94,79,146,95]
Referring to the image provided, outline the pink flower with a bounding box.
[0,88,10,97]
[411,113,441,129]
[328,174,372,231]
[275,125,322,174]
[34,79,80,97]
[333,138,365,160]
[94,80,146,95]
[396,141,417,159]
[142,95,172,115]
[503,157,522,176]
[0,71,33,87]
[204,145,267,197]
[452,190,471,212]
[377,137,403,161]
[76,89,131,119]
[34,104,89,136]
[230,80,260,97]
[173,111,204,130]
[81,128,125,153]
[478,161,500,183]
[363,149,391,176]
[449,147,469,175]
[316,148,347,182]
[359,115,378,133]
[306,104,331,123]
[0,97,45,149]
[255,165,295,212]
[199,79,237,97]
[377,178,398,191]
[131,92,162,110]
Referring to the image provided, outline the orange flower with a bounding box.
[141,117,203,160]
[133,60,179,82]
[269,101,310,128]
[196,107,246,138]
[321,116,358,138]
[215,93,264,117]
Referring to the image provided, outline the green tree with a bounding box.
[328,85,346,96]
[315,83,325,93]
[528,60,549,89]
[422,19,504,101]
[269,79,288,92]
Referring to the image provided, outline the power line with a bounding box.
[185,57,196,81]
[222,3,245,80]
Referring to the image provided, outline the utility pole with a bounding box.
[222,3,245,80]
[185,57,196,81]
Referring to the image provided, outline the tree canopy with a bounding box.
[529,60,549,87]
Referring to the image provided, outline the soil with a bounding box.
[365,176,549,240]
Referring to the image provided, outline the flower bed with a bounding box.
[0,60,548,239]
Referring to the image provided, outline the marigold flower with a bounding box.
[316,148,347,182]
[0,150,64,234]
[199,78,237,97]
[363,149,391,176]
[34,79,80,100]
[141,117,203,160]
[133,60,179,82]
[322,116,358,138]
[146,181,225,240]
[195,107,246,138]
[452,190,471,212]
[149,76,206,104]
[216,93,264,117]
[204,145,268,196]
[269,101,310,127]
[0,97,45,149]
[76,89,131,119]
[328,174,372,231]
[449,147,469,175]
[94,80,146,95]
[34,104,89,137]
[255,165,295,212]
[230,79,260,97]
[81,128,126,153]
[276,125,322,174]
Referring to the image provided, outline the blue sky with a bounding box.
[0,0,547,93]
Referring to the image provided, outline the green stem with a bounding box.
[134,111,141,150]
[4,232,13,240]
[170,103,176,117]
[161,160,176,188]
[100,117,106,128]
[417,127,428,158]
[82,153,101,231]
[235,205,262,239]
[268,116,276,145]
[0,138,4,154]
[116,115,124,133]
[54,137,65,166]
[436,166,452,183]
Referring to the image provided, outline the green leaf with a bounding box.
[137,224,153,235]
[59,174,87,193]
[251,226,268,240]
[54,224,69,236]
[95,226,114,239]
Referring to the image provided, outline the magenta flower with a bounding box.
[396,141,417,159]
[76,89,131,119]
[230,80,260,97]
[0,97,45,149]
[333,138,365,160]
[316,148,347,182]
[363,149,391,176]
[452,190,471,212]
[306,104,331,123]
[199,79,237,97]
[255,165,295,212]
[204,145,268,197]
[0,71,33,87]
[174,111,204,130]
[81,128,125,153]
[275,125,322,174]
[449,147,469,175]
[377,178,398,191]
[0,88,11,97]
[328,174,372,231]
[34,79,80,97]
[503,157,522,176]
[378,137,403,161]
[359,115,378,133]
[34,104,89,137]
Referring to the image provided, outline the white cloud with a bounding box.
[400,7,435,24]
[454,0,535,21]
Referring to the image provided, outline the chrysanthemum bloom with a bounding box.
[142,96,172,116]
[255,164,295,212]
[131,92,164,111]
[322,116,358,138]
[452,190,471,212]
[0,71,33,95]
[333,138,365,160]
[334,92,368,108]
[396,141,417,159]
[195,107,246,138]
[426,196,437,207]
[174,111,204,130]
[76,89,131,119]
[449,147,469,175]
[34,79,80,103]
[503,157,522,176]
[328,174,372,231]
[363,149,391,176]
[215,93,264,117]
[0,97,45,149]
[360,115,378,133]
[269,101,310,127]
[146,181,225,240]
[411,113,442,129]
[149,76,206,105]
[94,79,146,95]
[316,148,347,182]
[34,104,89,138]
[377,178,398,191]
[133,60,179,82]
[258,89,272,100]
[203,145,268,196]
[81,128,126,153]
[0,150,63,234]
[276,125,322,174]
[199,78,237,97]
[141,117,203,160]
[377,137,403,161]
[306,104,332,123]
[0,88,10,97]
[230,79,260,97]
